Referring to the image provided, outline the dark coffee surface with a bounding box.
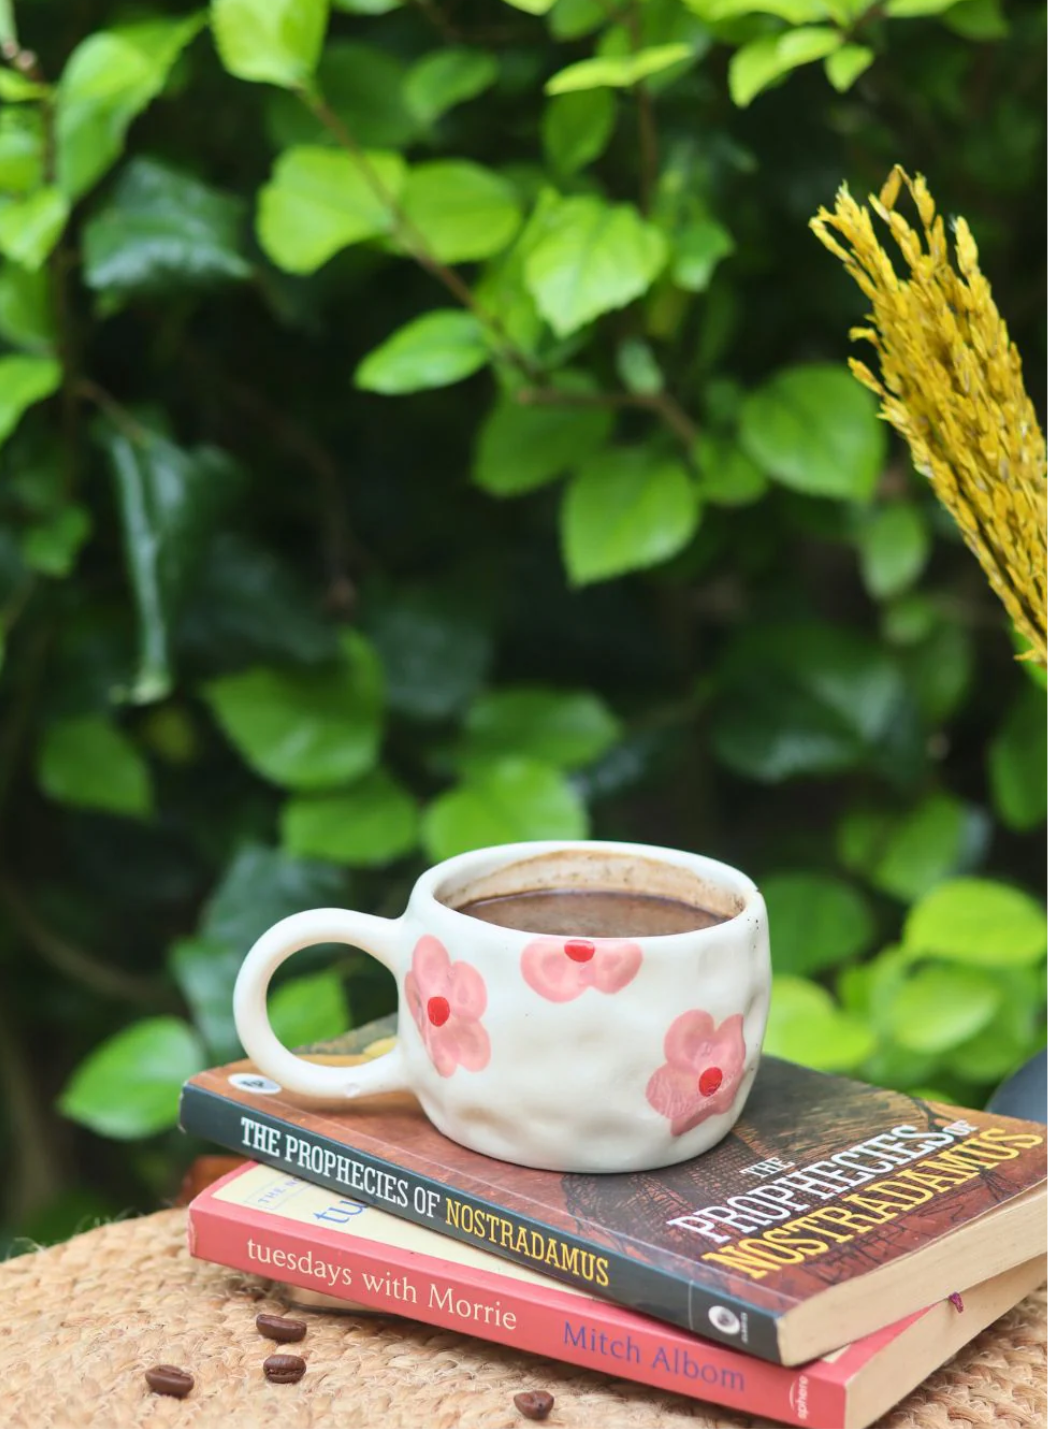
[456,888,725,937]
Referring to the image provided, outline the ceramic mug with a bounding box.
[233,839,771,1173]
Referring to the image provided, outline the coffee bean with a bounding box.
[263,1353,306,1384]
[256,1312,307,1343]
[145,1365,194,1398]
[514,1390,554,1421]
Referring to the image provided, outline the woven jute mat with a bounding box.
[0,1211,1043,1429]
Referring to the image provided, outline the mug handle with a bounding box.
[233,908,408,1100]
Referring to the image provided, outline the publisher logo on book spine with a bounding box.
[707,1305,742,1337]
[789,1375,810,1420]
[229,1072,282,1095]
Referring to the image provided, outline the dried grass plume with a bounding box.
[811,165,1047,669]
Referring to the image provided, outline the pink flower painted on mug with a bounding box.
[521,937,642,1003]
[646,1010,746,1136]
[405,935,490,1078]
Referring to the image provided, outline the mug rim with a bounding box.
[412,838,763,942]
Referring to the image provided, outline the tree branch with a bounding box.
[625,1,659,214]
[0,877,175,1007]
[517,385,699,452]
[300,90,543,382]
[0,1003,63,1226]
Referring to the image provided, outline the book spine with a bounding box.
[180,1082,782,1363]
[189,1196,842,1429]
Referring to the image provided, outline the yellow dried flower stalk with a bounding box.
[811,165,1047,669]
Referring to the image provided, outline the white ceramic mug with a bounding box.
[233,839,770,1173]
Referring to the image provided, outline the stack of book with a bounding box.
[180,1016,1047,1429]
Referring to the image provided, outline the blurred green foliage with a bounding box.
[0,0,1044,1251]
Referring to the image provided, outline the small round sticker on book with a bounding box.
[708,1306,741,1336]
[229,1072,282,1095]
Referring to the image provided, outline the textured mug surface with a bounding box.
[233,839,771,1173]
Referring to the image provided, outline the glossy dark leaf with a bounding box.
[83,157,251,293]
[99,421,243,703]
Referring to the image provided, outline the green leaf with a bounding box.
[904,878,1047,967]
[404,48,498,123]
[0,107,43,192]
[884,0,957,14]
[460,687,621,770]
[562,447,700,585]
[546,43,693,94]
[838,792,976,903]
[282,768,419,865]
[739,364,886,501]
[729,27,843,108]
[202,843,347,953]
[887,964,1001,1055]
[542,89,615,176]
[899,620,973,724]
[857,504,929,600]
[550,0,607,38]
[685,0,832,22]
[270,970,349,1047]
[764,975,876,1072]
[169,935,244,1060]
[38,715,153,818]
[0,70,49,103]
[0,260,54,350]
[179,532,339,670]
[83,156,250,294]
[825,43,873,91]
[763,872,874,976]
[267,42,418,151]
[211,0,328,88]
[21,504,92,578]
[941,0,1007,38]
[363,584,493,722]
[524,195,667,338]
[694,432,769,507]
[257,146,404,274]
[671,215,734,293]
[333,0,401,11]
[56,14,206,199]
[100,424,242,703]
[945,996,1039,1085]
[355,310,488,394]
[616,338,663,396]
[204,632,383,791]
[59,1017,205,1139]
[988,686,1047,832]
[0,354,60,448]
[502,0,557,12]
[399,161,522,263]
[422,757,588,862]
[712,622,909,782]
[474,374,613,496]
[0,187,69,269]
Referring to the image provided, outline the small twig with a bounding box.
[625,1,659,214]
[301,90,543,382]
[183,342,367,608]
[518,385,699,452]
[75,378,150,443]
[0,1004,63,1225]
[0,877,175,1007]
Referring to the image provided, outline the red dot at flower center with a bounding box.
[699,1067,723,1097]
[427,996,450,1027]
[564,939,595,963]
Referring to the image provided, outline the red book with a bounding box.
[188,1161,1045,1429]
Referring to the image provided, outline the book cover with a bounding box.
[179,1016,1047,1364]
[188,1161,1046,1429]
